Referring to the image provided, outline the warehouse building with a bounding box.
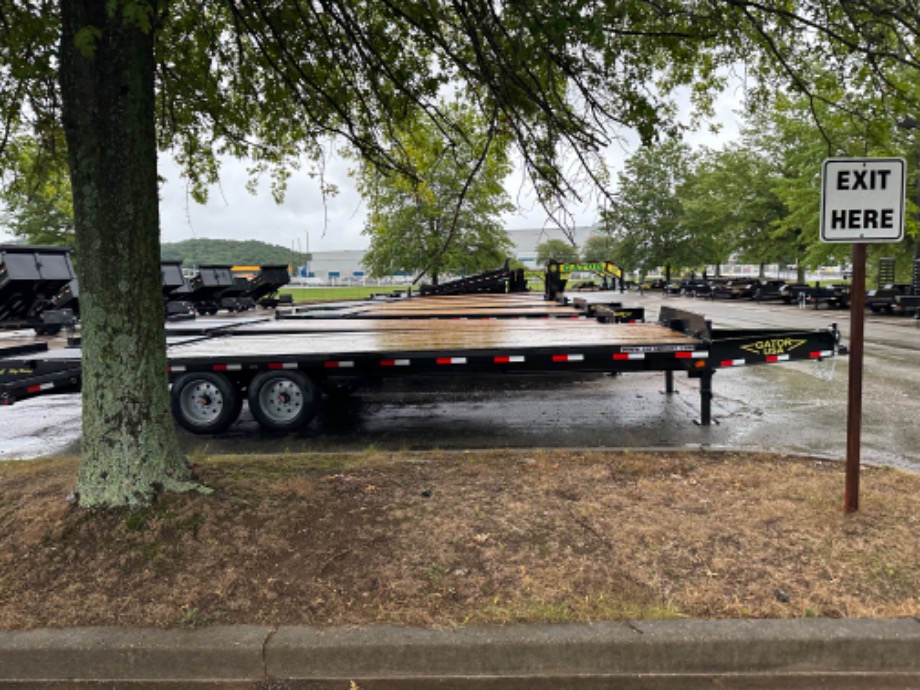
[296,225,601,283]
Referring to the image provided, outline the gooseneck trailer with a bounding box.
[0,293,843,435]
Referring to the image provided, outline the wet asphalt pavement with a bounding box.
[3,290,919,471]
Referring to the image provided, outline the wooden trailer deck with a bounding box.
[165,319,701,359]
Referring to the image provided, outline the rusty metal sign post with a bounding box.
[820,158,906,512]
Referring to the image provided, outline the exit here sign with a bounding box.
[821,158,905,243]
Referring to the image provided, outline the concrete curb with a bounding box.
[2,618,920,688]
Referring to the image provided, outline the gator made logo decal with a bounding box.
[741,338,807,357]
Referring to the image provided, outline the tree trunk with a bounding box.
[59,0,193,508]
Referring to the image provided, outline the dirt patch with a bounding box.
[1,450,919,629]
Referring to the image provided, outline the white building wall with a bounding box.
[300,225,602,281]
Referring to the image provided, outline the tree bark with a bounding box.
[59,0,193,507]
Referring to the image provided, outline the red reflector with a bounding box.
[324,361,340,368]
[268,362,284,369]
[675,352,692,359]
[809,352,822,359]
[552,355,567,362]
[436,358,451,365]
[26,385,42,393]
[766,355,779,362]
[495,356,510,363]
[612,353,629,360]
[213,364,228,371]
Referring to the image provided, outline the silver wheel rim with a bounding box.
[180,381,225,426]
[257,378,305,424]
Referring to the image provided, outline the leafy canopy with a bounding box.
[354,99,514,283]
[536,238,579,266]
[9,1,919,232]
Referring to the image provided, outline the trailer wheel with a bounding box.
[171,373,242,434]
[248,370,319,431]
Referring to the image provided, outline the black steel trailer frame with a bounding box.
[0,299,843,435]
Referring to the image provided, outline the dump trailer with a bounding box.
[1,294,843,437]
[180,265,236,315]
[242,265,292,308]
[219,276,255,312]
[161,260,196,320]
[0,245,78,334]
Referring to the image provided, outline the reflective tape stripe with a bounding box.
[436,357,467,365]
[720,359,746,368]
[552,354,585,362]
[268,362,298,370]
[810,350,834,358]
[494,355,526,363]
[213,364,242,371]
[324,360,355,368]
[612,353,645,361]
[380,358,411,367]
[766,354,790,363]
[168,365,187,373]
[26,383,55,394]
[675,351,708,359]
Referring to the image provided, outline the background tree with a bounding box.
[3,1,920,507]
[580,234,616,263]
[0,135,73,245]
[678,144,787,276]
[748,87,908,278]
[354,100,514,284]
[536,238,579,266]
[601,141,704,281]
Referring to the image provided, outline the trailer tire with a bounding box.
[171,373,242,434]
[248,370,319,431]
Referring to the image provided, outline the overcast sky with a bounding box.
[157,146,606,253]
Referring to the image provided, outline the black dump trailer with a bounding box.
[181,265,236,315]
[161,260,196,320]
[244,265,292,308]
[0,245,78,335]
[218,276,253,313]
[0,294,843,435]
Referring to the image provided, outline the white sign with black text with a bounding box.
[820,157,906,243]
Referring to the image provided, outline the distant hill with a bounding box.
[160,238,307,267]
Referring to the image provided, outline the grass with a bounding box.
[2,449,920,630]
